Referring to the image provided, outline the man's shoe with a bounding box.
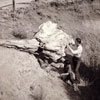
[73,83,79,91]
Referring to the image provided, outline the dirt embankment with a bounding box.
[0,47,81,100]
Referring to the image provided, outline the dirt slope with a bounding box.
[0,46,45,100]
[0,47,79,100]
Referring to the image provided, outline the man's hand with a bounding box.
[39,42,46,48]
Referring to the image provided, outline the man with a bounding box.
[67,38,83,91]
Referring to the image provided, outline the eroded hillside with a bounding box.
[0,0,100,100]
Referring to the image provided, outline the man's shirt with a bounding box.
[68,44,83,58]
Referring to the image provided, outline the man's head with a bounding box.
[75,38,81,46]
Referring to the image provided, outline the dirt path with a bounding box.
[0,0,32,7]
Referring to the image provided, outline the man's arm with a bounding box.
[67,44,79,55]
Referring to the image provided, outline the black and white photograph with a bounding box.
[0,0,100,100]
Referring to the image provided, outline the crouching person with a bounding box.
[59,57,76,86]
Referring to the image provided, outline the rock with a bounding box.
[35,21,75,61]
[0,39,39,54]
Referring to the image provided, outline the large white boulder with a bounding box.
[35,21,74,61]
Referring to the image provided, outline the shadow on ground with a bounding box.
[62,61,100,100]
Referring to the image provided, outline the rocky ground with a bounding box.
[0,0,100,100]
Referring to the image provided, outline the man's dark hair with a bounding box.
[76,38,81,44]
